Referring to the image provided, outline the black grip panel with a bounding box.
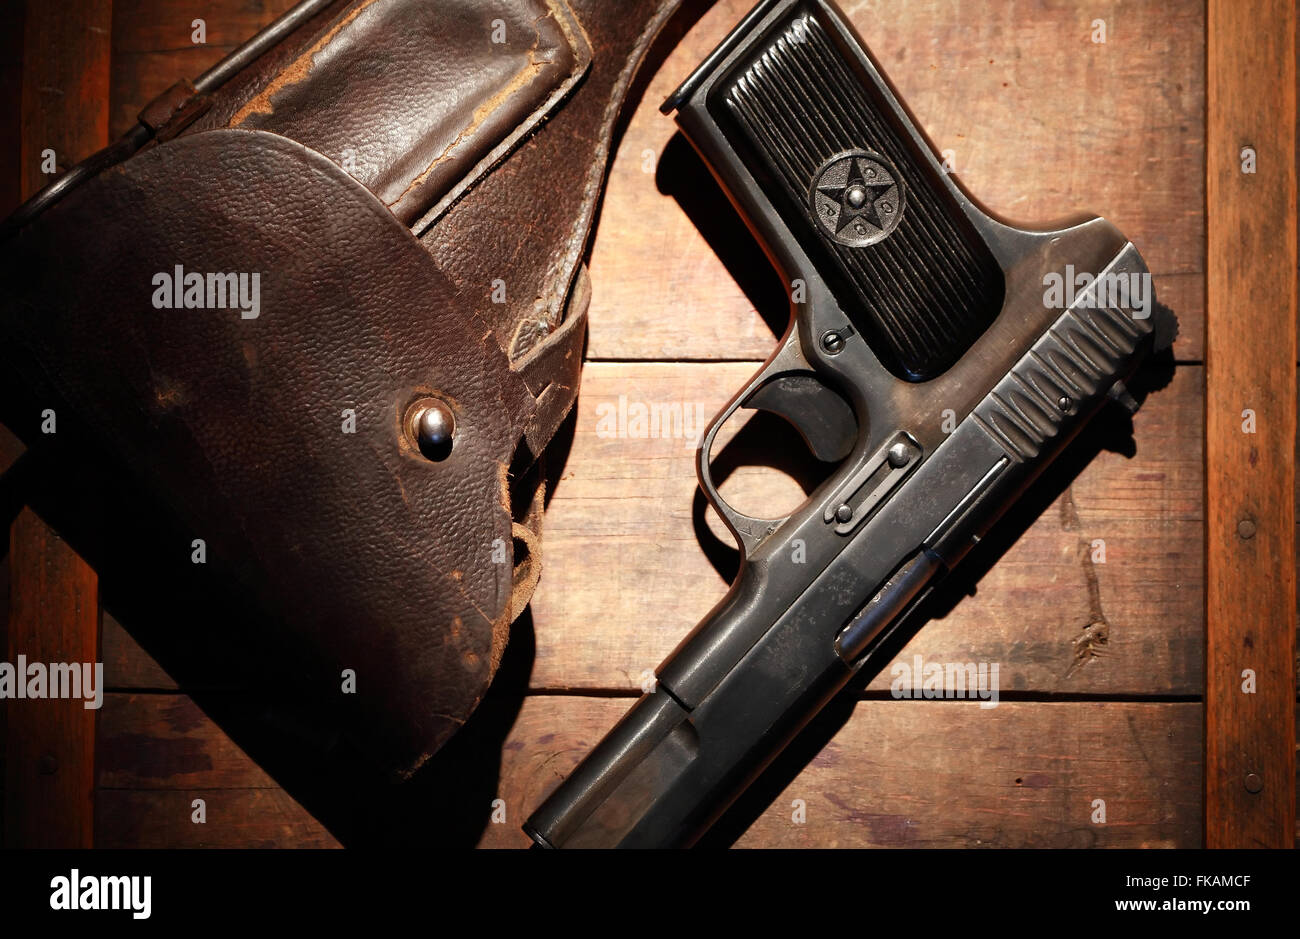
[713,5,1003,381]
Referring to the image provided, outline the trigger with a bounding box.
[743,375,858,463]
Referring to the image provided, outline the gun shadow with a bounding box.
[656,130,1178,848]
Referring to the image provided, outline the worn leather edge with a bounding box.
[507,0,685,366]
[409,0,595,232]
[224,0,594,231]
[517,264,590,460]
[228,1,386,126]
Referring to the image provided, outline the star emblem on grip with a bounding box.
[809,151,905,247]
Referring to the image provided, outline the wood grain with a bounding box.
[0,7,24,831]
[4,510,99,848]
[112,0,304,53]
[96,789,340,848]
[95,693,338,847]
[98,693,275,790]
[587,0,1205,363]
[484,696,1203,849]
[93,692,1199,848]
[3,0,111,849]
[19,0,111,197]
[1204,0,1297,848]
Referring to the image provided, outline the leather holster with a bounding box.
[1,0,690,776]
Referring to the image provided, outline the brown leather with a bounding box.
[425,0,686,363]
[224,0,592,227]
[5,131,534,770]
[0,0,687,776]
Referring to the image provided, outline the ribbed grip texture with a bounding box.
[720,9,1003,380]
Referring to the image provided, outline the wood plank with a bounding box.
[490,698,1202,848]
[4,509,98,848]
[528,363,1203,694]
[97,693,273,790]
[3,0,111,849]
[587,0,1205,362]
[1204,0,1297,848]
[0,1,25,835]
[19,0,111,197]
[112,0,303,54]
[94,692,1199,848]
[96,788,339,848]
[99,360,1205,697]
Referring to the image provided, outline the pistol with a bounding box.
[524,0,1169,848]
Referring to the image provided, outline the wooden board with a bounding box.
[97,789,339,849]
[1203,0,1297,848]
[492,697,1204,849]
[93,693,338,846]
[19,0,111,196]
[4,510,99,848]
[2,0,111,849]
[94,692,1200,849]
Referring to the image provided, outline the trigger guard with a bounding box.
[696,332,815,558]
[697,416,788,559]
